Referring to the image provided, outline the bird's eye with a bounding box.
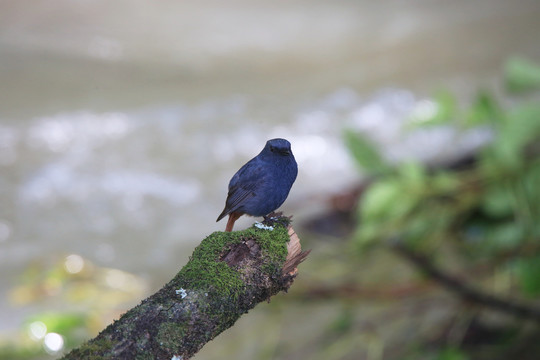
[270,146,275,152]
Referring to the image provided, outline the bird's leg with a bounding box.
[225,212,242,232]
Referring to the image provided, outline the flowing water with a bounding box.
[1,0,540,340]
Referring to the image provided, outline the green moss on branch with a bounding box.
[60,216,307,360]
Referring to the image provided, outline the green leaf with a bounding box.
[464,91,501,126]
[355,222,382,247]
[432,90,457,124]
[485,103,540,170]
[506,103,540,142]
[432,172,460,193]
[504,56,540,93]
[359,178,423,246]
[360,180,403,221]
[404,215,436,244]
[399,162,427,188]
[487,221,525,251]
[344,130,390,174]
[482,185,514,218]
[517,256,540,297]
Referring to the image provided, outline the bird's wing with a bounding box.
[224,181,257,211]
[217,160,266,220]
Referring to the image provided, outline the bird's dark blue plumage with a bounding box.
[217,138,298,231]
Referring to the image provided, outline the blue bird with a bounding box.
[217,138,298,232]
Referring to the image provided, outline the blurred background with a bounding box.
[1,0,540,359]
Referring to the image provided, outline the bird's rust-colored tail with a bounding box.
[225,212,242,232]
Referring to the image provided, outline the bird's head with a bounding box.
[265,138,293,157]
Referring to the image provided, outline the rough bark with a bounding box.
[60,215,309,360]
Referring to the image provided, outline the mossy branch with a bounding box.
[60,215,309,360]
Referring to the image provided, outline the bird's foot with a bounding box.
[262,212,292,228]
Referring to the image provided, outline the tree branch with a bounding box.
[392,242,540,323]
[60,216,309,360]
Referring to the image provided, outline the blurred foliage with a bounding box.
[346,57,540,358]
[0,255,147,359]
[505,57,540,93]
[344,130,392,175]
